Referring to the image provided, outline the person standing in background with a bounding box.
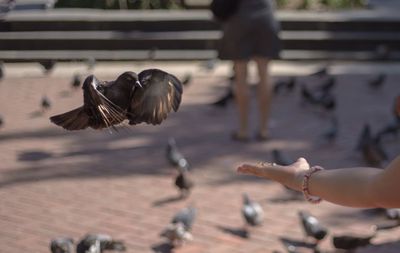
[218,0,281,141]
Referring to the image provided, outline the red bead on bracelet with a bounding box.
[302,165,324,204]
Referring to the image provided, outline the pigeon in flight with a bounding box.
[298,211,328,242]
[50,237,74,253]
[50,69,183,131]
[76,234,126,253]
[242,193,264,227]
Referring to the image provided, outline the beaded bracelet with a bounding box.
[302,165,324,204]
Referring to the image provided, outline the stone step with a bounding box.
[1,49,399,62]
[0,30,398,51]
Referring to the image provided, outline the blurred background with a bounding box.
[0,1,399,253]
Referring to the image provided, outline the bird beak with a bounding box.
[136,80,143,88]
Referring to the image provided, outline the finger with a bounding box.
[237,164,263,175]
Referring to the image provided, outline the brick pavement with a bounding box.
[0,61,399,253]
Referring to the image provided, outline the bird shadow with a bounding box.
[17,150,53,162]
[268,191,304,203]
[280,237,317,250]
[216,225,249,239]
[58,90,72,98]
[151,242,174,253]
[152,195,185,207]
[28,110,45,119]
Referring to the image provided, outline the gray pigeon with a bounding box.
[166,137,190,170]
[242,193,264,226]
[171,205,196,231]
[160,222,193,246]
[76,234,126,253]
[50,237,74,253]
[298,211,328,242]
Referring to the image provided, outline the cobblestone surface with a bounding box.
[0,61,399,253]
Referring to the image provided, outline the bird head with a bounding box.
[115,71,142,88]
[243,193,251,205]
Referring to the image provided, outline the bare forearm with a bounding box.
[237,156,400,208]
[307,167,381,208]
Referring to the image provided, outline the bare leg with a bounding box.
[254,57,272,138]
[233,60,249,139]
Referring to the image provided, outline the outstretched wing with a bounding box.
[128,69,183,125]
[50,106,90,131]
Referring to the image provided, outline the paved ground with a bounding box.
[0,60,399,253]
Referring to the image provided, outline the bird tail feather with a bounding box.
[49,106,89,130]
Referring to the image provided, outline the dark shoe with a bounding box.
[231,131,249,142]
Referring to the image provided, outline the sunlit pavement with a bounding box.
[0,60,399,253]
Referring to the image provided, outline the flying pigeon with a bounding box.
[50,69,183,131]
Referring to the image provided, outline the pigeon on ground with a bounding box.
[175,166,194,198]
[242,193,264,227]
[376,120,400,141]
[310,66,328,77]
[39,60,56,74]
[86,57,96,72]
[76,234,126,253]
[272,149,292,166]
[50,237,74,253]
[393,95,400,121]
[160,222,193,246]
[273,77,296,94]
[166,137,190,170]
[41,95,51,111]
[386,208,400,220]
[355,124,372,151]
[181,73,192,86]
[298,211,328,242]
[0,61,3,81]
[321,116,338,142]
[211,86,234,108]
[50,69,183,131]
[71,73,81,90]
[360,133,388,167]
[332,234,374,251]
[316,76,336,93]
[368,73,386,89]
[171,205,196,232]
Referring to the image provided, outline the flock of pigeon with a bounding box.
[1,61,400,253]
